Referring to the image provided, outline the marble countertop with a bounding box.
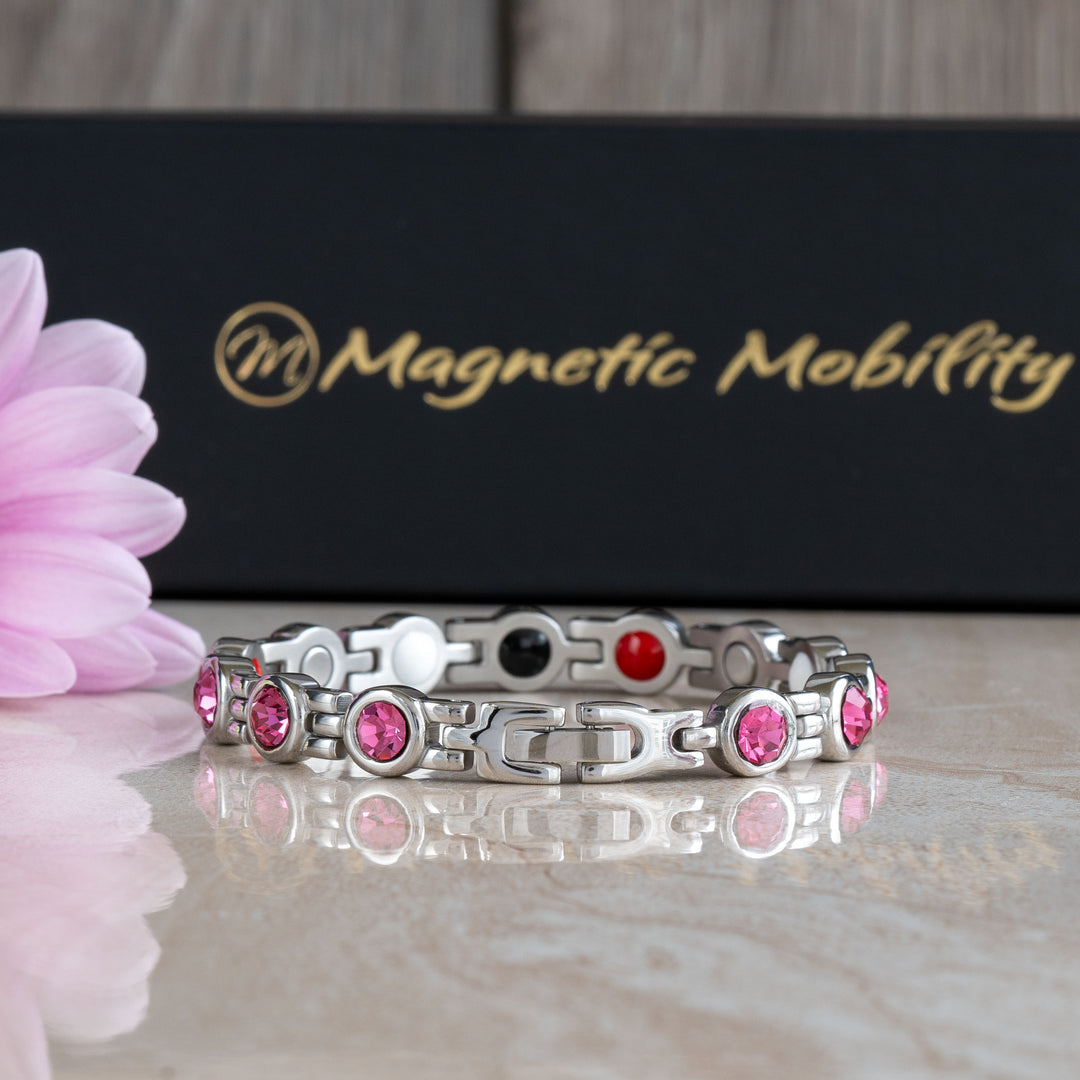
[6,602,1077,1079]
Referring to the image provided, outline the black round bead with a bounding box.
[498,627,551,678]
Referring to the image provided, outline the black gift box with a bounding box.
[3,115,1079,608]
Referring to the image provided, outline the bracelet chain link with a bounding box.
[196,608,887,784]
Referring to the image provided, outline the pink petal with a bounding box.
[0,625,77,697]
[0,467,185,558]
[129,609,205,687]
[16,318,145,397]
[0,249,47,409]
[0,531,149,638]
[58,626,156,692]
[0,386,157,474]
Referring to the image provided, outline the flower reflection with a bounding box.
[196,745,887,874]
[0,691,199,1078]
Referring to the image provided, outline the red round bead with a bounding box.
[614,631,666,681]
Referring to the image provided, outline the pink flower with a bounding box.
[0,248,203,696]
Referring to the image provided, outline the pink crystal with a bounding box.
[734,791,789,852]
[251,781,290,843]
[353,795,409,851]
[735,705,787,766]
[874,674,890,721]
[250,685,291,749]
[193,660,217,729]
[841,684,873,748]
[357,701,409,762]
[839,778,872,835]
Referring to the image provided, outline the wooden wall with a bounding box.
[1,0,1079,115]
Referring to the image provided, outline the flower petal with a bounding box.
[15,319,146,397]
[0,467,185,558]
[58,626,157,692]
[128,609,206,688]
[0,386,157,474]
[0,625,77,697]
[0,531,149,638]
[0,249,47,409]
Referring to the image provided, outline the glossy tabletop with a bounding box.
[5,603,1077,1079]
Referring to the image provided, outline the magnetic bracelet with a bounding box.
[193,608,889,785]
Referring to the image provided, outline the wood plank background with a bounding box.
[0,0,498,110]
[1,0,1079,114]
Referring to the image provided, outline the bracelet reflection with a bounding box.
[195,745,887,867]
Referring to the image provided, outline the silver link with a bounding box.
[788,689,829,739]
[796,714,827,739]
[687,623,853,694]
[442,702,568,784]
[302,736,347,761]
[215,615,472,696]
[686,621,791,691]
[791,738,824,761]
[252,623,354,685]
[576,702,706,782]
[510,727,635,770]
[783,635,848,691]
[306,688,354,715]
[567,610,713,694]
[342,614,475,693]
[444,607,600,691]
[677,725,719,752]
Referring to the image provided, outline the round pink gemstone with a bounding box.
[356,701,409,762]
[841,684,873,748]
[353,795,409,851]
[251,781,290,843]
[839,778,872,835]
[193,660,218,729]
[734,790,789,852]
[874,674,890,721]
[250,685,291,749]
[735,705,787,766]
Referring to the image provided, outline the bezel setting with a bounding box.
[202,654,258,745]
[342,686,429,777]
[245,674,312,763]
[806,671,869,762]
[706,687,798,777]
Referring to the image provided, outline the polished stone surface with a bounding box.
[4,602,1077,1078]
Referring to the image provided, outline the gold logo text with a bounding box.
[215,302,320,408]
[214,305,1073,415]
[717,320,1074,414]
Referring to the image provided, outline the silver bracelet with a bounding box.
[193,608,889,785]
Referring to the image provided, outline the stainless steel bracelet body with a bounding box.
[193,608,889,785]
